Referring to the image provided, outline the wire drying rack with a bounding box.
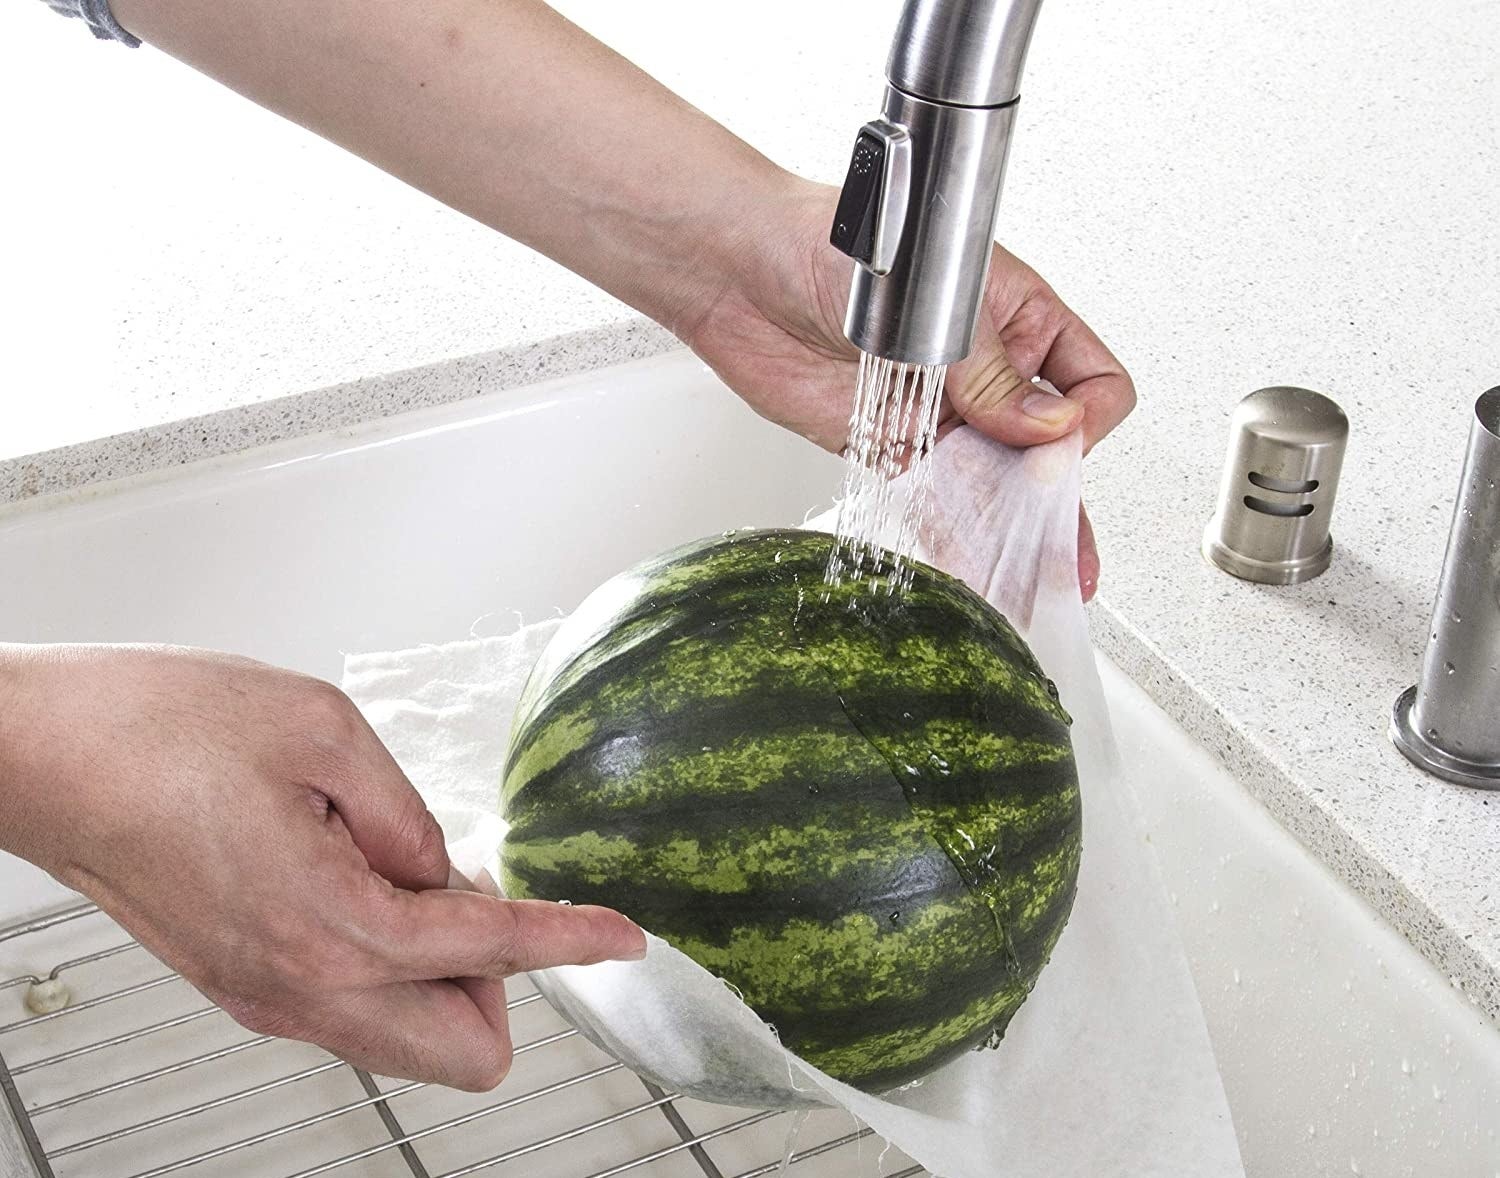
[1,903,923,1178]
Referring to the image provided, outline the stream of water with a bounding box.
[826,352,948,592]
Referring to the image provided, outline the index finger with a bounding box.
[380,890,648,980]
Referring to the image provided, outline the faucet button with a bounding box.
[830,129,890,267]
[830,120,912,277]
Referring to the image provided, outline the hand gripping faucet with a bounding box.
[830,0,1046,367]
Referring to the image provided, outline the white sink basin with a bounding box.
[2,351,1497,1176]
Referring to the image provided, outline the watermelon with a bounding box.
[500,528,1080,1094]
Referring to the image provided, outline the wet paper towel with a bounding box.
[343,425,1245,1177]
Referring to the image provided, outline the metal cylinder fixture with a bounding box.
[1390,387,1500,790]
[888,0,1043,107]
[1202,386,1349,584]
[830,0,1045,367]
[842,88,1017,365]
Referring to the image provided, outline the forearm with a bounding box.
[109,0,794,336]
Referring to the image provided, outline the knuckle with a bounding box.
[362,888,423,963]
[301,678,362,739]
[453,898,529,976]
[962,358,1027,413]
[455,1042,512,1093]
[485,902,529,972]
[286,679,365,774]
[401,805,451,887]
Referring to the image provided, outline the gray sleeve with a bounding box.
[41,0,141,48]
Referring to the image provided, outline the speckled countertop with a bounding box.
[6,0,1499,1026]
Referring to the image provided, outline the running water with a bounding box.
[826,352,948,593]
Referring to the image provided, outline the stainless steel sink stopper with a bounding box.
[1203,386,1349,585]
[1390,386,1500,790]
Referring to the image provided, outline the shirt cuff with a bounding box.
[44,0,142,48]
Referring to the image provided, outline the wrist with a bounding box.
[0,645,121,888]
[675,174,843,356]
[607,159,813,344]
[0,645,59,867]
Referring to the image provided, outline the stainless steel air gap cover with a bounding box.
[1203,386,1349,584]
[1390,387,1500,790]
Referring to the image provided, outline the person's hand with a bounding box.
[685,178,1136,601]
[0,644,645,1091]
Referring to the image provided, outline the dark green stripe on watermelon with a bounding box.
[501,528,1081,1094]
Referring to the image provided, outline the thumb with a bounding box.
[302,684,453,893]
[947,348,1084,448]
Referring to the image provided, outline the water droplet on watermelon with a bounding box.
[807,784,820,795]
[557,899,573,906]
[1002,926,1021,975]
[889,911,901,925]
[928,752,951,774]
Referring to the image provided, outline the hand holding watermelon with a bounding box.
[0,643,646,1091]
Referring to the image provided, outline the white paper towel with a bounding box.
[343,425,1245,1178]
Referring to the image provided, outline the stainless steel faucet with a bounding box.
[830,0,1046,366]
[1390,387,1500,789]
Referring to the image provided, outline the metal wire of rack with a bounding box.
[0,903,924,1178]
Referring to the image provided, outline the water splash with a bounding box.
[826,352,948,592]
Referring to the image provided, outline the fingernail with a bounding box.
[622,938,649,962]
[1022,392,1081,427]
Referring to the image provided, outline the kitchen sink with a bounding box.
[2,351,1497,1176]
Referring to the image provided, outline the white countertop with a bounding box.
[3,0,899,498]
[6,0,1500,1027]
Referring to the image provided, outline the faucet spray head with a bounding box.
[831,0,1044,366]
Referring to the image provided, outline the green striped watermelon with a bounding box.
[500,528,1080,1094]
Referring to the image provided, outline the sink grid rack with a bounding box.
[0,903,922,1178]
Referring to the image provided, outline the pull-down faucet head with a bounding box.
[831,0,1045,366]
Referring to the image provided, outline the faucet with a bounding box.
[830,0,1046,367]
[1390,387,1500,790]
